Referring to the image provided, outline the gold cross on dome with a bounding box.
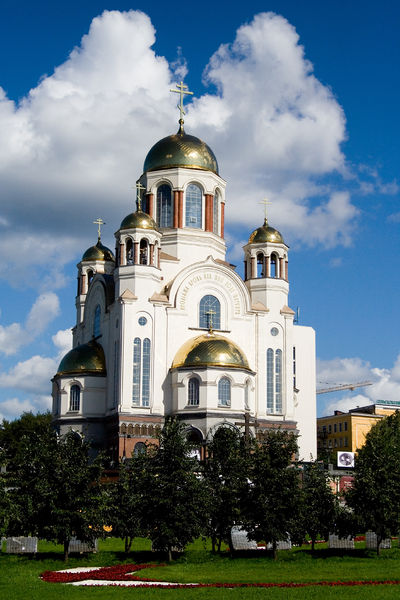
[259,198,272,223]
[170,81,193,122]
[205,308,216,333]
[93,217,105,240]
[135,182,146,211]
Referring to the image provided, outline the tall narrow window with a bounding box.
[270,253,278,278]
[267,348,283,413]
[139,239,148,265]
[188,377,200,406]
[185,184,202,228]
[70,385,80,411]
[199,295,221,329]
[126,239,134,264]
[257,253,265,278]
[218,377,231,407]
[157,184,172,227]
[267,348,274,412]
[293,346,296,389]
[132,337,151,407]
[93,305,101,338]
[132,338,141,406]
[87,270,94,286]
[213,192,220,234]
[142,338,151,407]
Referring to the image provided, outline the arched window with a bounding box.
[126,239,134,264]
[93,305,101,338]
[87,270,94,286]
[257,253,265,278]
[134,442,146,456]
[270,253,278,278]
[69,385,80,411]
[213,192,220,234]
[185,183,202,228]
[132,337,151,407]
[199,295,221,330]
[157,184,173,227]
[266,348,283,414]
[188,377,199,406]
[218,377,231,407]
[139,239,148,265]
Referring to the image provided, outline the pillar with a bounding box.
[251,256,256,279]
[279,257,285,279]
[119,243,124,266]
[285,260,289,281]
[221,202,225,238]
[134,242,139,265]
[178,191,184,228]
[150,244,154,265]
[173,190,179,228]
[205,194,213,232]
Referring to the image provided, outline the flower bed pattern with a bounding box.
[40,563,400,588]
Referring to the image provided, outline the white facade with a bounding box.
[52,122,316,461]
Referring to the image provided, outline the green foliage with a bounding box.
[347,411,400,554]
[0,411,52,467]
[301,462,337,550]
[138,417,207,560]
[244,430,301,558]
[203,426,249,553]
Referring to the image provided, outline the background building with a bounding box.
[52,106,317,461]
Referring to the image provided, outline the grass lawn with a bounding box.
[2,537,400,599]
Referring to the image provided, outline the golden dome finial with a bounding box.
[170,81,193,130]
[93,217,105,242]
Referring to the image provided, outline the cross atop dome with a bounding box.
[170,81,193,132]
[93,217,105,241]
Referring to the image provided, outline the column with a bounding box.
[173,191,179,228]
[285,260,288,281]
[150,244,154,265]
[279,257,285,279]
[205,194,213,232]
[119,243,124,266]
[221,202,225,238]
[251,256,256,279]
[178,191,184,228]
[266,256,270,277]
[147,193,154,217]
[134,242,139,265]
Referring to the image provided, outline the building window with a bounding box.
[188,377,199,406]
[270,253,278,278]
[218,377,231,407]
[93,305,101,338]
[328,424,332,433]
[257,253,265,278]
[213,192,219,234]
[126,238,134,264]
[344,437,348,447]
[134,442,146,456]
[199,295,221,329]
[334,423,337,433]
[267,348,283,414]
[132,338,151,407]
[157,184,172,227]
[185,183,202,228]
[339,423,342,432]
[69,385,80,412]
[344,421,348,431]
[87,269,94,286]
[139,239,148,265]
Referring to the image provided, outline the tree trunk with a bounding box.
[124,536,133,554]
[168,545,172,562]
[311,537,315,552]
[63,539,69,562]
[227,529,234,555]
[211,535,216,554]
[376,535,381,556]
[272,540,278,560]
[217,537,222,553]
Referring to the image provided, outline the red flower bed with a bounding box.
[40,564,400,588]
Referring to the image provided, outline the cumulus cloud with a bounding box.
[0,355,57,394]
[318,354,400,415]
[0,9,360,291]
[0,292,60,355]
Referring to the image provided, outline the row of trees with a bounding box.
[2,411,400,559]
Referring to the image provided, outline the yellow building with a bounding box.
[317,401,400,456]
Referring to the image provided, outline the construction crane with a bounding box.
[316,381,373,395]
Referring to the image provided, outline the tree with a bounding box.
[347,411,400,555]
[7,426,105,561]
[107,457,146,553]
[301,461,336,551]
[0,411,52,467]
[139,417,207,561]
[203,426,248,553]
[244,429,300,559]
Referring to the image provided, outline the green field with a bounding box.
[2,538,400,599]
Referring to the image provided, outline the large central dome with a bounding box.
[143,125,219,175]
[172,333,250,371]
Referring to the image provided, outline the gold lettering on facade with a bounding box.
[179,271,241,314]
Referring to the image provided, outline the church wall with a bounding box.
[292,325,316,460]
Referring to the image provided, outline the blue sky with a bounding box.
[0,0,399,420]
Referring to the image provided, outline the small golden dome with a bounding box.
[143,125,219,175]
[172,333,251,371]
[82,239,115,262]
[248,219,284,244]
[120,210,158,231]
[57,340,106,376]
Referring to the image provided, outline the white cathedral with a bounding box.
[52,87,316,461]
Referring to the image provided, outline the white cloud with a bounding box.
[0,355,57,394]
[52,328,73,359]
[0,9,360,292]
[318,354,400,415]
[0,292,60,355]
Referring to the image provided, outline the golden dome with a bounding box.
[57,340,106,376]
[248,219,284,244]
[120,210,158,231]
[143,124,219,175]
[82,239,115,262]
[172,333,251,371]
